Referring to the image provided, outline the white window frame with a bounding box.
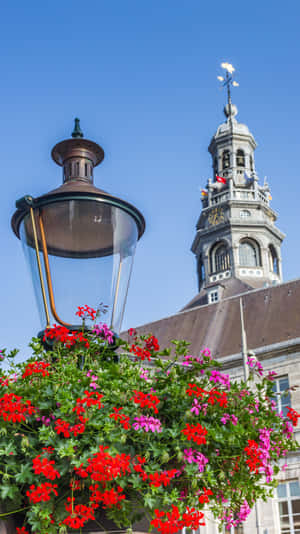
[209,290,219,303]
[272,375,291,417]
[277,480,300,533]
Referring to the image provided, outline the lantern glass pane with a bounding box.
[20,199,138,333]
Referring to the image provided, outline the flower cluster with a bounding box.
[93,323,114,344]
[26,482,58,503]
[63,498,96,529]
[149,469,178,487]
[287,407,300,426]
[76,305,97,321]
[0,393,35,422]
[129,343,151,361]
[75,446,131,484]
[221,413,238,425]
[133,415,162,432]
[32,454,61,480]
[144,335,160,352]
[131,390,160,413]
[89,484,126,508]
[54,418,86,438]
[22,361,50,378]
[181,423,207,445]
[44,325,90,348]
[183,448,209,472]
[0,311,298,534]
[73,390,103,415]
[209,369,231,390]
[110,407,131,429]
[151,505,205,534]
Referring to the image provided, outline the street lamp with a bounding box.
[11,119,145,336]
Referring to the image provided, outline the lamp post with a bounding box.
[240,298,261,534]
[11,119,145,336]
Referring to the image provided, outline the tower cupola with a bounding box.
[190,64,285,307]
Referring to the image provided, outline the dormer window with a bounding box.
[222,150,230,169]
[236,149,245,167]
[209,290,219,303]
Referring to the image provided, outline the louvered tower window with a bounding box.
[236,149,245,167]
[211,243,231,273]
[222,150,230,169]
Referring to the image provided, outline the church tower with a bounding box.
[191,64,284,306]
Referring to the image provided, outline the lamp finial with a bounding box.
[72,118,84,138]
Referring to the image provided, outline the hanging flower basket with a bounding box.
[0,306,298,534]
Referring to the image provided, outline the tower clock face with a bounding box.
[208,207,225,226]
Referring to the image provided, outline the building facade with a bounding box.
[134,95,300,534]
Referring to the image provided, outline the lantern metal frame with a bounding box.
[12,192,145,330]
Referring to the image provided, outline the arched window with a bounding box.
[222,150,230,169]
[250,155,254,172]
[239,239,260,267]
[269,245,279,274]
[210,243,231,273]
[214,156,218,175]
[236,149,245,167]
[198,259,205,289]
[240,209,251,219]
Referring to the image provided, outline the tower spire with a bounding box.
[217,62,239,126]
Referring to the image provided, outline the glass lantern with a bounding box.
[11,120,145,334]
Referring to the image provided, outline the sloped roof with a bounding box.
[130,279,300,359]
[182,277,257,311]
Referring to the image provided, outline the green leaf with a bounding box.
[15,463,33,484]
[144,493,157,510]
[1,484,17,500]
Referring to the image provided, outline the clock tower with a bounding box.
[190,65,284,306]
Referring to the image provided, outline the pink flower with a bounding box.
[140,368,149,381]
[236,500,251,523]
[247,356,264,376]
[201,347,211,358]
[209,370,231,390]
[183,448,208,472]
[182,354,204,366]
[93,323,114,344]
[133,415,162,433]
[221,414,230,425]
[191,399,201,415]
[231,415,238,425]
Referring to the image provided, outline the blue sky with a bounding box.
[1,1,300,355]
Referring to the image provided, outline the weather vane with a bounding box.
[217,62,239,114]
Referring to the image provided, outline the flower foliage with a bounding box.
[0,306,298,533]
